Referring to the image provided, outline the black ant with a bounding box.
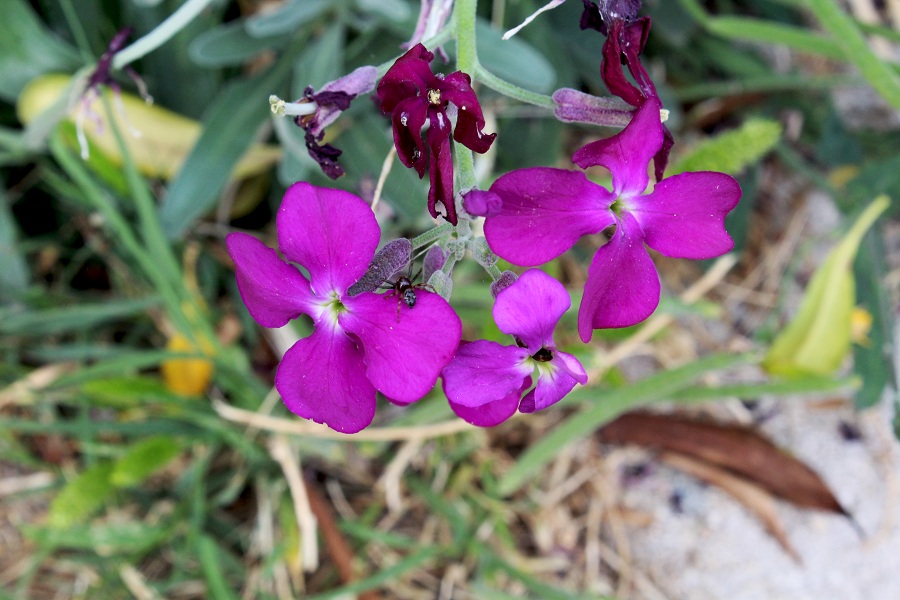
[378,263,432,320]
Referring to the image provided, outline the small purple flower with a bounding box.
[271,66,378,179]
[476,98,741,342]
[226,182,461,433]
[441,270,587,427]
[376,44,496,226]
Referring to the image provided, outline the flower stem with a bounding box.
[454,0,479,75]
[112,0,217,69]
[411,224,455,250]
[475,65,555,108]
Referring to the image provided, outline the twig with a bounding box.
[0,363,77,408]
[0,472,55,497]
[371,146,396,213]
[119,565,159,600]
[267,436,319,573]
[378,438,424,513]
[214,397,474,441]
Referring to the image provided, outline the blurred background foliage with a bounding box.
[0,0,897,598]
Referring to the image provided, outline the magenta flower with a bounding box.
[376,43,496,226]
[477,98,741,342]
[226,182,461,433]
[441,270,587,427]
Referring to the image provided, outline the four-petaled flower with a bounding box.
[441,269,588,427]
[377,43,496,226]
[226,182,461,433]
[477,98,741,342]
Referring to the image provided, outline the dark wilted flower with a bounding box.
[270,66,377,179]
[376,44,496,225]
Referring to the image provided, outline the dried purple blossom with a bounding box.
[376,44,496,225]
[270,66,377,179]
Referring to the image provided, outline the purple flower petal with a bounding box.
[376,44,435,113]
[427,110,456,224]
[554,350,589,385]
[485,168,616,266]
[276,183,380,296]
[226,232,314,328]
[493,269,570,353]
[520,360,583,413]
[577,213,659,340]
[307,66,378,137]
[441,72,496,154]
[275,325,376,434]
[572,97,663,198]
[391,97,429,176]
[599,17,656,107]
[632,171,740,259]
[449,376,531,427]
[441,340,531,408]
[340,291,462,404]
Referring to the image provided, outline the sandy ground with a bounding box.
[614,395,900,600]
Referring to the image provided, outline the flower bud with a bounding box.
[348,238,412,295]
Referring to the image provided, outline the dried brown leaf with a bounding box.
[599,412,849,516]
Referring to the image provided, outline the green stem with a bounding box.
[410,224,455,250]
[474,65,555,108]
[454,0,479,74]
[454,143,477,192]
[58,0,94,62]
[112,0,217,69]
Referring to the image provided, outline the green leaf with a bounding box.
[159,51,295,239]
[189,20,290,67]
[48,462,115,529]
[763,196,890,377]
[676,0,844,59]
[851,230,896,409]
[0,0,79,101]
[497,352,752,496]
[0,185,29,299]
[24,521,170,555]
[669,119,782,175]
[476,20,556,94]
[197,535,241,600]
[305,546,441,600]
[0,297,159,336]
[292,23,344,93]
[81,375,185,407]
[804,0,900,110]
[245,0,332,37]
[111,436,183,488]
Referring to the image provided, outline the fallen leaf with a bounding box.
[599,412,849,516]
